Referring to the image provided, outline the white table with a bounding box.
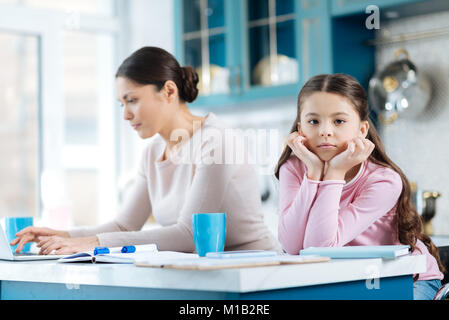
[0,254,425,300]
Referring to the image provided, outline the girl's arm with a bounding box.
[302,169,402,248]
[278,159,321,254]
[287,131,324,180]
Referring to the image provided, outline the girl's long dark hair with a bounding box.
[275,74,445,278]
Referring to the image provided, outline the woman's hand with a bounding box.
[10,227,69,254]
[36,235,100,255]
[287,131,324,180]
[324,137,375,180]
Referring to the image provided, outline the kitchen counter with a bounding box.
[0,254,426,300]
[431,235,449,247]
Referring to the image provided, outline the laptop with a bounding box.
[0,224,68,261]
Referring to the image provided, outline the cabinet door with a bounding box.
[176,0,233,98]
[296,0,332,83]
[245,0,299,89]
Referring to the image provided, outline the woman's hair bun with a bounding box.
[179,66,199,103]
[116,46,200,103]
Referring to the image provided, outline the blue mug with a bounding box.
[5,216,33,253]
[192,213,226,257]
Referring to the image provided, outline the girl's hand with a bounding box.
[36,236,100,255]
[287,131,324,180]
[10,227,69,254]
[325,137,375,180]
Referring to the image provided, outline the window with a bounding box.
[0,33,39,219]
[0,1,121,229]
[62,31,116,227]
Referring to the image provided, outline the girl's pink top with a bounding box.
[278,156,443,281]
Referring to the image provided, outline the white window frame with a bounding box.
[0,2,129,225]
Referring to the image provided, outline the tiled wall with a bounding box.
[376,10,449,235]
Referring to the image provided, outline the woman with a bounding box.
[12,46,280,254]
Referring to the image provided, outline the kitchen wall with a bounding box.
[376,10,449,235]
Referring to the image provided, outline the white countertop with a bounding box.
[0,254,426,293]
[431,235,449,247]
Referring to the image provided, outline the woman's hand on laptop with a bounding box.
[10,227,69,254]
[36,235,99,255]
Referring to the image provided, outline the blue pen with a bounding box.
[94,246,110,255]
[121,245,136,253]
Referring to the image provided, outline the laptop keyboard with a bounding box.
[15,252,37,256]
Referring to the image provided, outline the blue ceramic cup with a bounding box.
[192,213,226,257]
[5,216,33,253]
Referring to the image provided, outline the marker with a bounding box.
[121,245,136,253]
[94,247,110,255]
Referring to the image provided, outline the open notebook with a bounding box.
[58,244,158,263]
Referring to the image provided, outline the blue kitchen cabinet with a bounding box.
[295,0,332,85]
[174,0,240,107]
[175,0,333,108]
[240,0,332,103]
[330,0,424,17]
[330,0,436,92]
[174,0,431,109]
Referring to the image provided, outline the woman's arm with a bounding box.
[11,169,152,254]
[29,171,153,254]
[69,143,154,239]
[96,162,235,251]
[69,173,152,239]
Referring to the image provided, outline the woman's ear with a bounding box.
[161,80,178,102]
[360,120,369,138]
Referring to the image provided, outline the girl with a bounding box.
[12,46,280,254]
[275,73,444,300]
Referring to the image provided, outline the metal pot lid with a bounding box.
[369,49,431,124]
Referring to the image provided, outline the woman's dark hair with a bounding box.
[116,46,199,103]
[275,73,445,279]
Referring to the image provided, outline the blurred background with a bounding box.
[1,0,449,243]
